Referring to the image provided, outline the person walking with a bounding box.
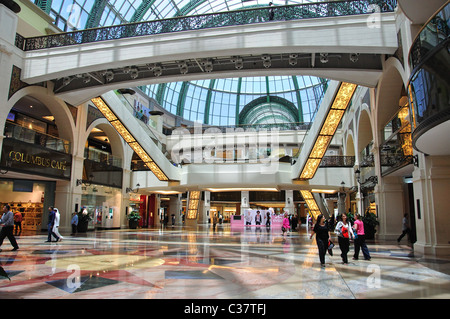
[265,211,271,228]
[310,214,331,267]
[268,2,275,21]
[46,206,60,242]
[14,210,23,235]
[281,212,290,239]
[52,208,64,241]
[335,213,354,264]
[352,213,371,261]
[0,204,19,251]
[397,213,410,243]
[70,211,78,235]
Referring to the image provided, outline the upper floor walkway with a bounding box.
[16,0,399,106]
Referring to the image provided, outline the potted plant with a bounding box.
[362,210,379,240]
[77,208,92,233]
[127,211,141,229]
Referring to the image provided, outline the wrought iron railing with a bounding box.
[173,121,313,134]
[319,155,355,167]
[16,0,397,51]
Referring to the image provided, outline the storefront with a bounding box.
[0,179,55,232]
[80,184,122,230]
[0,128,72,232]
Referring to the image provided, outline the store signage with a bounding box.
[1,139,72,179]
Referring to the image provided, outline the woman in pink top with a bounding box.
[282,213,290,238]
[353,213,371,260]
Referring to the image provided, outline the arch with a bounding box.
[238,96,299,125]
[84,119,126,167]
[375,57,409,132]
[357,108,373,155]
[2,86,76,153]
[344,132,356,157]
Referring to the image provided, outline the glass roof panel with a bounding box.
[41,0,328,125]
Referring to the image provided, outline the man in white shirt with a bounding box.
[0,204,19,251]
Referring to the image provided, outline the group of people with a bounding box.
[309,213,371,267]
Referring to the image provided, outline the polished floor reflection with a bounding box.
[1,224,449,299]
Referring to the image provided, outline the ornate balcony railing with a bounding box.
[319,155,355,167]
[16,0,397,51]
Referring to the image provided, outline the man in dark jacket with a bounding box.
[46,206,60,242]
[0,204,19,251]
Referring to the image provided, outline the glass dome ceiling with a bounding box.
[37,0,329,125]
[141,76,327,126]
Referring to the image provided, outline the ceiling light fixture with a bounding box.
[130,67,139,79]
[289,53,298,66]
[104,70,114,82]
[262,54,271,68]
[231,56,243,70]
[349,53,359,63]
[178,61,188,74]
[153,66,162,77]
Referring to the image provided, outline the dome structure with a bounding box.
[141,76,327,126]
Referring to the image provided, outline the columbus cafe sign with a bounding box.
[0,139,72,180]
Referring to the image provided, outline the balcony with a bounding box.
[407,2,450,156]
[4,121,70,154]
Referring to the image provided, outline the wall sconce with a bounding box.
[126,183,141,193]
[0,159,12,174]
[76,174,94,187]
[413,155,419,167]
[355,168,361,184]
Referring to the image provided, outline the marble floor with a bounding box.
[1,224,449,299]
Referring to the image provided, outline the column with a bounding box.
[199,191,210,224]
[413,155,450,256]
[241,191,249,214]
[0,4,19,149]
[284,190,294,214]
[376,176,405,240]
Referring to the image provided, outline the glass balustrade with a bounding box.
[4,121,70,154]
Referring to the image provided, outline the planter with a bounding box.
[128,220,139,229]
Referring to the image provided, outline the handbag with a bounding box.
[327,240,334,256]
[327,240,334,249]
